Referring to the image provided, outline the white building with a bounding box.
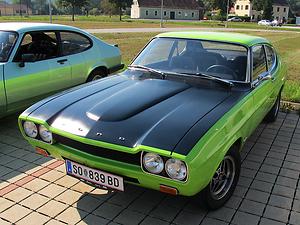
[131,0,201,20]
[234,0,289,22]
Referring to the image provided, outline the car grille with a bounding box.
[53,134,141,166]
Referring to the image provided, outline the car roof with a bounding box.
[0,22,84,34]
[156,32,270,47]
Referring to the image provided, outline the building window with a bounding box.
[277,7,280,12]
[236,5,240,10]
[284,8,286,12]
[241,5,243,10]
[155,11,158,16]
[245,5,249,10]
[178,11,181,15]
[164,11,167,16]
[146,10,148,16]
[192,12,194,17]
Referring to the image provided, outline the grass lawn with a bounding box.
[0,15,300,31]
[95,31,300,103]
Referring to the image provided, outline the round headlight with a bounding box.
[23,121,38,138]
[143,153,164,174]
[165,159,187,181]
[39,125,53,143]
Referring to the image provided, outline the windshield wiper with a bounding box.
[182,72,234,88]
[127,65,166,79]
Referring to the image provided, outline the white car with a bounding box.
[258,20,272,26]
[227,17,243,22]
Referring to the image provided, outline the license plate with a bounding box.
[65,160,124,191]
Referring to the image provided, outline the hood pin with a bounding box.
[119,137,125,141]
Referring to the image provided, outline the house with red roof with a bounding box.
[131,0,202,20]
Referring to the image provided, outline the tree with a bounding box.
[288,0,300,16]
[109,0,132,21]
[251,0,264,11]
[58,0,88,21]
[101,0,118,17]
[202,0,234,16]
[262,0,273,19]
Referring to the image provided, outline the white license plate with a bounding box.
[65,160,124,191]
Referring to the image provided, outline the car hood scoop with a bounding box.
[29,75,237,153]
[85,79,189,122]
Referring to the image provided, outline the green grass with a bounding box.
[95,31,300,103]
[1,15,300,31]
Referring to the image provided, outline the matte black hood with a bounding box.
[28,74,248,154]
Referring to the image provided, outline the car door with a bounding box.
[4,31,71,112]
[58,31,90,85]
[250,44,275,131]
[0,66,6,115]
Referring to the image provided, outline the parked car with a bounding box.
[258,20,272,26]
[0,22,123,118]
[228,17,243,22]
[19,32,285,209]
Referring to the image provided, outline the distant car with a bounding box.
[20,32,285,209]
[258,20,272,26]
[0,22,123,118]
[228,17,242,22]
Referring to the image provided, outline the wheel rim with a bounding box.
[92,75,102,81]
[210,155,236,200]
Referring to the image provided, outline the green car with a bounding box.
[19,32,285,209]
[0,22,123,118]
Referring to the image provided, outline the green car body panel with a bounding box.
[0,23,123,118]
[19,32,285,197]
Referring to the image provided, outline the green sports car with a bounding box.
[19,32,285,209]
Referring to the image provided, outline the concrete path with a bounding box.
[85,27,300,34]
[1,112,300,225]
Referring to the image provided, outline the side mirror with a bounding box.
[258,74,272,82]
[19,54,36,67]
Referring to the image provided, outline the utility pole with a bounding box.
[20,0,22,17]
[160,0,164,28]
[49,0,52,23]
[226,0,230,28]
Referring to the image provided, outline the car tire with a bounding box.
[87,69,107,82]
[197,146,241,210]
[264,91,281,123]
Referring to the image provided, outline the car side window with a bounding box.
[252,45,267,81]
[14,31,59,62]
[265,45,276,71]
[60,32,92,56]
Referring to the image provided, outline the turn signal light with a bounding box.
[36,147,49,157]
[159,185,178,195]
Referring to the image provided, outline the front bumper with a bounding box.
[24,136,211,196]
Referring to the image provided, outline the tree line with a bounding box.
[7,0,300,20]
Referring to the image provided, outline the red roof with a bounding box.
[136,0,200,10]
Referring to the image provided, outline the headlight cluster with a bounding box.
[23,121,53,144]
[142,152,187,181]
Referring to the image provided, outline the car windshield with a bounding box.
[132,37,248,82]
[0,31,17,62]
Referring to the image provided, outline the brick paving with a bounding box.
[0,111,299,225]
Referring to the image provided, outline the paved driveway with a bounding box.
[0,112,300,225]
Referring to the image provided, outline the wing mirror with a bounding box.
[258,74,272,82]
[19,54,36,67]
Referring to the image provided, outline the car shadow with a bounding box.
[76,183,206,225]
[0,114,52,184]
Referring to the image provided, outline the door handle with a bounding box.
[57,59,68,64]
